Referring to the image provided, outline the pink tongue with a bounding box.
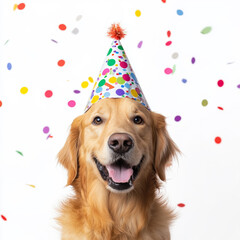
[106,165,133,183]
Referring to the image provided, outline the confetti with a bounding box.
[76,15,82,21]
[88,77,94,83]
[13,4,18,11]
[167,30,171,37]
[177,203,185,208]
[177,9,184,16]
[174,115,181,122]
[68,100,76,108]
[59,24,67,31]
[1,215,7,221]
[51,39,58,43]
[191,57,196,64]
[47,135,53,139]
[72,28,79,35]
[81,81,89,88]
[43,126,50,134]
[20,87,28,94]
[172,64,176,74]
[164,68,173,74]
[16,150,23,156]
[215,137,222,144]
[4,39,9,45]
[137,41,143,48]
[74,90,81,94]
[218,107,224,110]
[202,99,208,107]
[237,84,240,88]
[182,78,187,83]
[26,184,36,188]
[135,10,141,17]
[201,26,212,34]
[58,59,65,67]
[165,41,172,46]
[17,3,25,10]
[162,0,166,3]
[172,52,179,59]
[45,90,53,98]
[0,100,2,107]
[7,63,12,70]
[217,80,224,87]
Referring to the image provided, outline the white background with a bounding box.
[1,0,240,239]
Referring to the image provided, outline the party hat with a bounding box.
[85,24,150,111]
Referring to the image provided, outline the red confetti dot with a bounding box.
[167,30,171,37]
[58,59,65,67]
[1,215,7,221]
[165,41,172,46]
[162,0,166,2]
[217,80,224,87]
[218,106,224,110]
[17,3,25,10]
[45,90,53,98]
[59,24,67,31]
[215,137,222,144]
[177,203,185,208]
[0,100,2,107]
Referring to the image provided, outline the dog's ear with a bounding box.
[151,112,179,181]
[58,116,82,186]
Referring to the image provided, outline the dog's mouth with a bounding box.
[93,156,144,191]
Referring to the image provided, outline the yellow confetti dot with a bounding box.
[13,4,18,11]
[20,87,28,94]
[26,184,36,188]
[88,77,94,83]
[131,89,138,97]
[135,10,141,17]
[109,77,117,83]
[81,81,89,88]
[91,95,99,104]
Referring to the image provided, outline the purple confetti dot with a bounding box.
[237,84,240,88]
[182,79,187,83]
[43,126,50,134]
[174,115,182,122]
[74,90,81,94]
[137,41,143,48]
[116,89,125,96]
[191,57,196,64]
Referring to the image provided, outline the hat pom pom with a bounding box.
[107,24,126,40]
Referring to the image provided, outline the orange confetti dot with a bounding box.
[215,137,222,144]
[0,100,2,107]
[59,24,67,31]
[17,3,25,10]
[58,59,65,67]
[13,4,18,11]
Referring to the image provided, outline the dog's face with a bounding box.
[58,98,178,193]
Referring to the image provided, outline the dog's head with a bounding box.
[58,98,178,193]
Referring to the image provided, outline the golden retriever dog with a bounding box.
[57,97,179,240]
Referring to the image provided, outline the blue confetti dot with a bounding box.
[177,9,184,16]
[7,63,12,70]
[182,79,187,83]
[96,87,102,93]
[104,92,110,98]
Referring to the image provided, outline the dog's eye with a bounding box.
[133,116,144,124]
[93,116,103,125]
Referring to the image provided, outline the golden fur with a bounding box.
[57,98,179,240]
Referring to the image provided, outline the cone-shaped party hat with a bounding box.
[85,24,150,111]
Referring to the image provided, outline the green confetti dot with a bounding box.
[107,59,116,66]
[201,26,212,34]
[118,45,124,50]
[202,99,208,106]
[98,79,106,87]
[107,48,112,56]
[16,150,23,156]
[117,77,125,84]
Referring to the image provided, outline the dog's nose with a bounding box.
[108,133,133,154]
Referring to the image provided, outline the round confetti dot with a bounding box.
[215,137,222,144]
[102,68,110,75]
[123,74,130,81]
[20,87,28,94]
[104,92,110,98]
[74,90,80,94]
[0,100,2,107]
[98,79,106,87]
[72,28,79,35]
[237,84,240,88]
[218,106,224,110]
[120,62,128,68]
[135,10,141,17]
[137,41,143,48]
[107,59,116,66]
[177,203,185,208]
[7,63,12,70]
[91,95,99,104]
[135,88,141,95]
[131,73,137,81]
[43,126,50,134]
[81,81,89,88]
[191,57,196,64]
[96,87,102,93]
[167,30,171,37]
[68,100,76,107]
[45,90,53,98]
[202,99,208,107]
[174,115,181,122]
[17,3,25,10]
[116,89,125,96]
[182,78,187,83]
[76,15,82,21]
[177,9,184,16]
[58,59,65,67]
[164,68,173,74]
[162,0,166,3]
[165,41,172,46]
[172,52,179,59]
[109,76,117,83]
[201,26,212,34]
[59,24,67,31]
[131,89,138,98]
[88,77,94,83]
[217,80,224,87]
[1,215,7,221]
[117,77,125,84]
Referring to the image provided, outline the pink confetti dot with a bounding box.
[45,90,53,98]
[217,80,224,87]
[43,126,50,134]
[68,100,76,108]
[165,41,172,46]
[164,68,173,74]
